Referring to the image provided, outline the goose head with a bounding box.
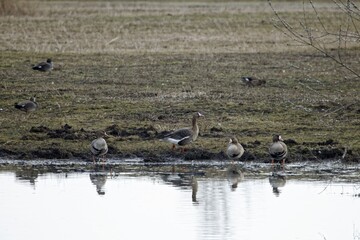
[272,134,283,142]
[229,137,239,144]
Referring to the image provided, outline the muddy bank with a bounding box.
[0,124,358,163]
[1,159,360,183]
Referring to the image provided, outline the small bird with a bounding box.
[32,59,53,72]
[162,112,204,151]
[14,96,38,113]
[226,137,244,161]
[241,77,266,87]
[269,134,288,165]
[90,133,108,164]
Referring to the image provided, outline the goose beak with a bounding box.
[229,138,233,143]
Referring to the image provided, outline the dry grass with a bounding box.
[0,1,359,161]
[0,1,352,54]
[0,0,35,16]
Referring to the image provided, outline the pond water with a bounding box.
[0,164,360,240]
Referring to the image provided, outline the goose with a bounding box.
[226,137,244,161]
[90,133,108,164]
[269,134,288,165]
[241,76,266,87]
[14,96,38,113]
[32,59,53,72]
[162,112,204,151]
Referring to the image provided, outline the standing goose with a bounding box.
[226,137,244,161]
[90,133,108,164]
[269,134,288,165]
[241,76,266,87]
[32,59,53,72]
[162,112,204,151]
[14,96,38,113]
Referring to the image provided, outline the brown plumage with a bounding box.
[269,134,288,164]
[14,96,38,113]
[90,132,108,164]
[226,137,244,160]
[162,112,204,150]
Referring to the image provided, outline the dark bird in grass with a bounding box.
[32,59,53,72]
[269,134,288,165]
[161,112,204,152]
[14,96,38,113]
[241,76,266,86]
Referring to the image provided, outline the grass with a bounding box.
[0,1,359,161]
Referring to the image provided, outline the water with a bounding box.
[0,167,360,240]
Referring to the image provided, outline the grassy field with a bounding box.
[0,1,359,162]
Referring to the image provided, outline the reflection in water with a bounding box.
[15,167,39,186]
[1,169,360,240]
[269,172,286,196]
[160,171,200,203]
[226,165,244,190]
[89,166,109,195]
[191,176,198,203]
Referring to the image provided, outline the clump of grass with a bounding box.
[0,0,35,16]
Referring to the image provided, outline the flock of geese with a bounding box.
[90,112,288,165]
[14,59,288,165]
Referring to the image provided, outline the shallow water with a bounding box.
[1,164,360,240]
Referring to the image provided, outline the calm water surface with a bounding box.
[0,168,360,240]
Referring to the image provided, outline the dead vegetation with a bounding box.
[0,1,359,162]
[0,0,35,16]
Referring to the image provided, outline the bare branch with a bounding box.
[268,0,360,79]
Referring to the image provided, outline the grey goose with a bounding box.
[269,134,288,165]
[226,137,244,161]
[241,77,266,87]
[14,96,38,113]
[32,59,53,72]
[90,134,108,164]
[162,112,204,151]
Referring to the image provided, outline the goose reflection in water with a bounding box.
[269,172,286,197]
[160,169,201,203]
[15,167,39,186]
[226,165,244,190]
[90,167,109,195]
[191,176,198,203]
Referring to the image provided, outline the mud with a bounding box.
[0,123,358,163]
[1,159,360,183]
